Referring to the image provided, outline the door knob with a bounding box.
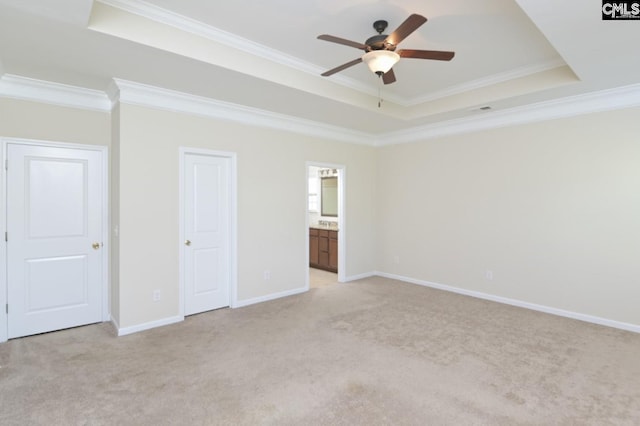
[92,242,102,250]
[185,240,192,246]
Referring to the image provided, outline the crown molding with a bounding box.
[3,73,639,148]
[404,59,567,106]
[376,83,640,145]
[110,78,373,145]
[0,74,111,112]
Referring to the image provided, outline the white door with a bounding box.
[6,143,104,338]
[183,153,231,315]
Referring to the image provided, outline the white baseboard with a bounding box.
[233,286,307,308]
[343,271,376,282]
[375,271,640,334]
[115,315,184,337]
[109,315,120,336]
[111,286,309,336]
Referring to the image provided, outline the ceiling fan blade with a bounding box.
[385,14,427,47]
[317,34,367,50]
[382,68,396,85]
[321,58,363,77]
[398,49,455,61]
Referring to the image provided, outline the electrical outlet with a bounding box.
[263,270,271,281]
[153,289,161,302]
[485,270,493,281]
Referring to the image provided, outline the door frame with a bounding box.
[178,147,238,316]
[0,137,109,343]
[305,161,346,289]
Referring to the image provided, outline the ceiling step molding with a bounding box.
[0,74,111,112]
[97,0,324,77]
[406,59,566,106]
[96,0,567,109]
[96,0,382,99]
[109,78,373,145]
[378,83,640,145]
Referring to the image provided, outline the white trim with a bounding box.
[4,73,640,148]
[115,315,183,336]
[0,137,109,343]
[111,79,371,145]
[378,82,640,145]
[343,271,376,282]
[178,147,238,314]
[100,144,110,322]
[233,287,307,309]
[337,166,346,284]
[376,271,640,334]
[0,74,111,112]
[405,59,566,106]
[111,78,640,147]
[305,162,347,290]
[0,144,6,343]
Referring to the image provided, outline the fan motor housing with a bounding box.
[365,34,393,51]
[366,20,395,51]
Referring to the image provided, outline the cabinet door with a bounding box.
[329,237,338,270]
[319,251,330,268]
[319,235,329,253]
[310,233,319,266]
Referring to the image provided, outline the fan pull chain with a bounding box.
[378,76,383,108]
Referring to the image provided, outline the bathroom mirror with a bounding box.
[321,177,338,217]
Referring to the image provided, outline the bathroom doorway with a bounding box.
[306,163,345,289]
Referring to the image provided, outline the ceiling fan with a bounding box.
[317,14,455,84]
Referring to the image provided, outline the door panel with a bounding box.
[184,153,230,315]
[27,159,86,238]
[26,255,87,312]
[7,144,104,338]
[194,248,220,294]
[194,163,220,233]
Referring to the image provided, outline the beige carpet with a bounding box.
[1,276,640,425]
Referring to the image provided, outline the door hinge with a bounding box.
[4,231,6,242]
[5,304,7,314]
[4,159,7,170]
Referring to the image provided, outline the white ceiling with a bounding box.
[0,0,639,136]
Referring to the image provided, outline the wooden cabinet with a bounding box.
[329,234,338,270]
[309,229,319,265]
[309,228,338,272]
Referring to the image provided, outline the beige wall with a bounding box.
[376,107,640,326]
[0,98,110,146]
[114,103,377,328]
[2,95,638,332]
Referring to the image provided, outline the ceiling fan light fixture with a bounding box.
[362,50,400,74]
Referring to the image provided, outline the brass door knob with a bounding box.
[185,240,192,246]
[92,242,101,250]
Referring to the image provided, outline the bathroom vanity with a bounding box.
[309,227,338,272]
